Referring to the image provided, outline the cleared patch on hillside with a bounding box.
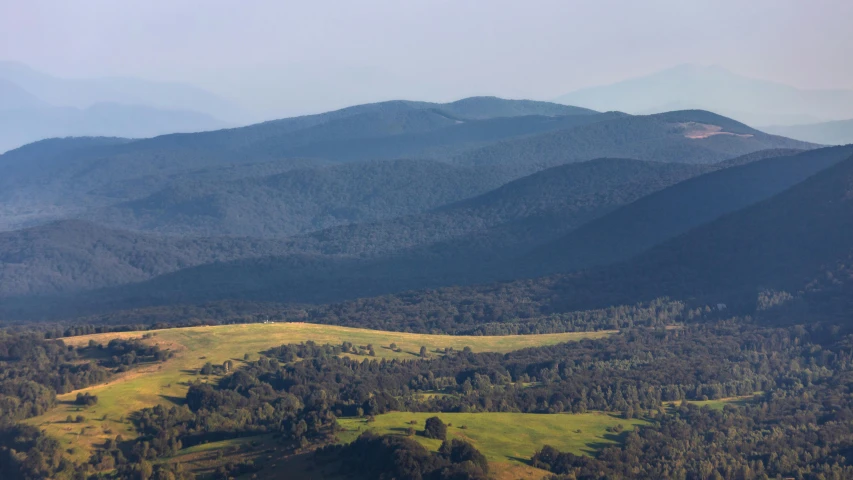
[680,122,754,139]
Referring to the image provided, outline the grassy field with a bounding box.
[27,322,614,462]
[667,394,761,411]
[337,412,646,479]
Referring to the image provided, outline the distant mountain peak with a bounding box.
[555,65,853,126]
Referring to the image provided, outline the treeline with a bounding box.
[35,293,695,337]
[0,332,174,480]
[314,432,489,480]
[0,333,110,421]
[8,318,853,478]
[214,323,802,417]
[100,338,174,369]
[115,321,842,474]
[534,386,853,479]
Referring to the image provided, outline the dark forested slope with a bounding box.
[526,145,853,275]
[3,147,842,317]
[0,158,707,300]
[544,151,853,313]
[90,159,523,237]
[45,151,853,325]
[0,220,296,297]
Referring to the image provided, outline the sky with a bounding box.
[2,0,852,118]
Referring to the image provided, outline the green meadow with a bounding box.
[28,322,613,462]
[337,412,646,479]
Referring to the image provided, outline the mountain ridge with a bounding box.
[555,64,853,126]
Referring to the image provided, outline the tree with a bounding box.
[444,439,488,473]
[424,416,447,440]
[76,392,98,406]
[420,346,428,358]
[135,459,153,480]
[223,360,233,372]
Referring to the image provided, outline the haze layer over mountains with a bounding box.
[0,61,240,153]
[5,61,853,153]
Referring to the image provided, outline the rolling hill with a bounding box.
[241,110,627,164]
[545,150,853,315]
[89,159,524,237]
[0,220,296,298]
[0,97,603,231]
[454,110,814,171]
[122,149,853,329]
[0,149,820,318]
[525,145,853,275]
[0,157,710,300]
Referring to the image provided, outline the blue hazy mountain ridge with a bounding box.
[0,103,229,154]
[0,78,45,110]
[0,103,815,236]
[555,64,853,126]
[0,97,596,196]
[0,61,243,121]
[453,109,814,169]
[0,62,242,153]
[32,108,810,237]
[0,96,602,231]
[761,119,853,146]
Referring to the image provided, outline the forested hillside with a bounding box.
[0,97,599,231]
[0,220,297,297]
[526,145,853,274]
[455,110,813,169]
[0,158,701,301]
[34,151,853,330]
[1,100,813,237]
[88,159,520,237]
[561,151,853,313]
[0,157,711,307]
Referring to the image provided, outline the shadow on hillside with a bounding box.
[584,430,633,455]
[508,455,533,466]
[160,394,186,406]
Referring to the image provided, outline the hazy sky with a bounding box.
[2,0,852,117]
